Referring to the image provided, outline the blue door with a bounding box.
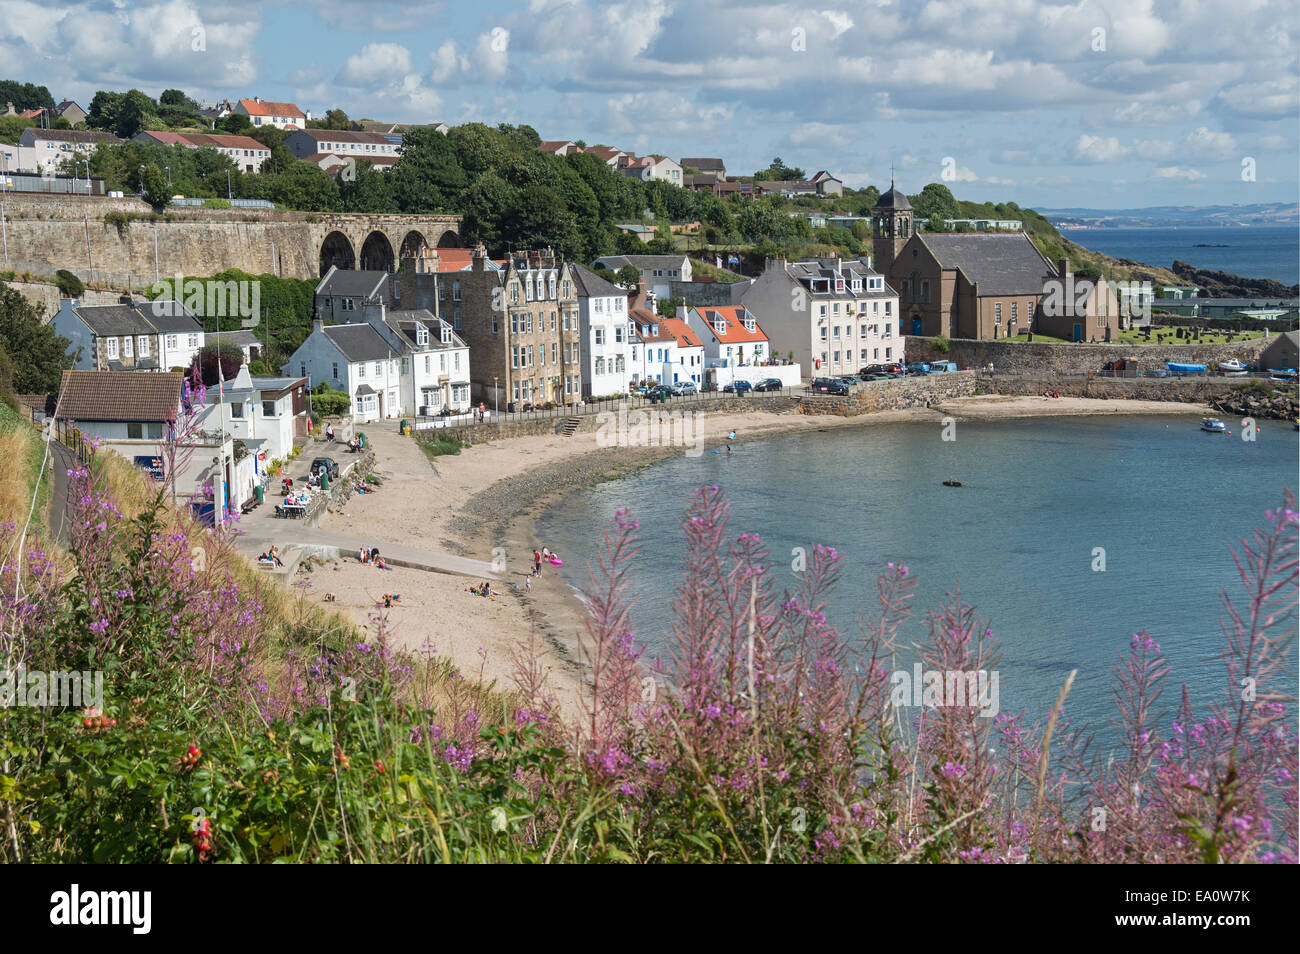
[911,317,923,336]
[1073,323,1083,342]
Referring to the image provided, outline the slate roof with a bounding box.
[593,255,688,273]
[294,129,393,145]
[316,269,391,299]
[681,157,725,172]
[71,304,155,337]
[55,371,182,423]
[138,299,204,334]
[570,264,624,299]
[206,330,261,349]
[874,184,911,211]
[26,129,119,144]
[918,233,1055,296]
[321,324,396,362]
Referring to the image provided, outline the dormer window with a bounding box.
[525,275,534,300]
[441,324,452,344]
[714,319,726,336]
[835,279,845,293]
[851,279,862,292]
[744,317,755,333]
[416,327,429,346]
[549,276,557,298]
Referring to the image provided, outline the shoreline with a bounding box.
[294,395,1214,712]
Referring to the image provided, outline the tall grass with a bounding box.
[0,415,1294,862]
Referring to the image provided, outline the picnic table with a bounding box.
[275,502,308,519]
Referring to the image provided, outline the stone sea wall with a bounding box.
[905,336,1271,375]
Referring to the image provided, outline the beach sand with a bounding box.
[290,394,1212,711]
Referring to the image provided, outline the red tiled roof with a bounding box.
[693,306,768,343]
[660,318,703,348]
[238,98,305,118]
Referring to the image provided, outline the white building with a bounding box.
[358,304,472,416]
[592,254,693,301]
[193,366,309,472]
[16,128,120,173]
[285,319,404,422]
[234,98,307,130]
[627,310,704,386]
[623,155,683,185]
[683,304,770,371]
[132,131,272,174]
[571,265,633,398]
[741,256,900,378]
[285,129,401,162]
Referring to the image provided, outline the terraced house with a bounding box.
[52,296,204,372]
[741,256,900,378]
[439,244,582,411]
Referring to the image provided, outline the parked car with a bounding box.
[753,378,783,391]
[929,361,958,373]
[905,362,931,376]
[310,457,339,479]
[646,384,673,402]
[858,364,888,378]
[810,377,850,395]
[1143,369,1172,378]
[671,381,699,395]
[722,379,753,393]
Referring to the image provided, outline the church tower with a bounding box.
[872,180,913,273]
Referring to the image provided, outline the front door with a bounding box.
[912,316,923,336]
[1073,323,1083,342]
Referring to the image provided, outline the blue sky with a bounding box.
[2,0,1297,209]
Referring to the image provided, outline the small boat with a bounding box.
[1200,418,1227,433]
[942,479,964,487]
[1218,359,1247,375]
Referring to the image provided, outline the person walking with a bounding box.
[533,548,542,576]
[326,423,335,443]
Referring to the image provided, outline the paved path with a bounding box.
[234,421,494,581]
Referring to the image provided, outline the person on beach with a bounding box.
[326,423,335,442]
[269,545,284,567]
[533,549,542,576]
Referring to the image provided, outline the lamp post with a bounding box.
[165,166,171,188]
[226,169,232,200]
[493,376,498,420]
[138,164,145,195]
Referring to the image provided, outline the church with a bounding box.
[871,184,1119,342]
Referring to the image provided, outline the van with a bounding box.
[929,361,958,373]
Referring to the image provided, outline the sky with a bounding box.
[2,0,1297,209]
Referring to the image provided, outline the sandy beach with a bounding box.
[289,394,1212,711]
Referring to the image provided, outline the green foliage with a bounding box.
[754,157,805,181]
[55,269,85,298]
[311,386,351,417]
[418,432,467,459]
[910,183,960,221]
[0,79,55,112]
[929,335,949,353]
[0,282,74,392]
[0,114,36,145]
[140,164,170,209]
[616,264,641,286]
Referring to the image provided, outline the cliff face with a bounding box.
[1169,261,1299,299]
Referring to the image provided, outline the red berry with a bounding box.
[83,718,93,727]
[188,746,200,757]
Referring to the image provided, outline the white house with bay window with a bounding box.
[358,303,471,416]
[571,264,632,398]
[284,319,403,422]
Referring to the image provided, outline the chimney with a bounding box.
[675,303,688,320]
[472,242,486,273]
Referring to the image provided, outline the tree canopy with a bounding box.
[0,284,75,394]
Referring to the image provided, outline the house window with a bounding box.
[138,336,150,357]
[357,364,366,378]
[106,338,119,360]
[885,347,892,359]
[860,324,868,337]
[884,301,892,316]
[188,334,199,348]
[417,328,429,346]
[262,400,276,417]
[833,325,840,339]
[454,353,460,370]
[1011,302,1018,321]
[995,303,1002,324]
[551,312,556,331]
[332,362,339,380]
[440,353,446,372]
[510,283,519,304]
[552,342,557,364]
[127,422,141,439]
[454,309,462,331]
[615,326,624,343]
[374,361,382,376]
[230,402,244,418]
[512,347,519,369]
[594,329,605,345]
[441,325,451,344]
[424,355,431,373]
[453,281,461,302]
[123,337,133,358]
[491,314,498,334]
[166,334,178,349]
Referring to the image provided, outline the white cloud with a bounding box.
[340,43,413,86]
[1073,134,1127,163]
[1154,166,1207,180]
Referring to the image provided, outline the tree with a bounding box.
[0,80,55,112]
[754,157,805,181]
[159,89,187,107]
[193,345,244,387]
[87,90,125,131]
[113,89,158,139]
[321,108,351,130]
[140,165,170,208]
[616,265,641,286]
[926,213,946,232]
[54,270,85,298]
[0,284,74,393]
[217,114,254,135]
[911,182,960,221]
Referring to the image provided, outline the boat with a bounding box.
[1167,362,1207,375]
[1218,359,1247,375]
[942,479,964,487]
[1200,418,1227,433]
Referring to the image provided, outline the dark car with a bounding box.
[752,378,783,392]
[858,364,887,378]
[646,384,673,402]
[310,457,339,479]
[722,379,753,393]
[810,377,849,395]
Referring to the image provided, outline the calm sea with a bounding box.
[1059,226,1299,287]
[537,416,1298,736]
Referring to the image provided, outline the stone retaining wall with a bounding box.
[981,376,1298,419]
[798,371,977,416]
[905,336,1272,375]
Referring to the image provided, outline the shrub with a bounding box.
[311,388,350,417]
[54,269,85,298]
[201,198,231,209]
[929,335,949,353]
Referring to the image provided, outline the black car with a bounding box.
[646,384,673,402]
[722,379,753,393]
[810,377,849,395]
[310,457,340,479]
[752,378,783,392]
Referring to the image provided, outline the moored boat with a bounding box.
[1218,359,1247,375]
[1200,418,1227,433]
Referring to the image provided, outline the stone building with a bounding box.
[399,244,581,411]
